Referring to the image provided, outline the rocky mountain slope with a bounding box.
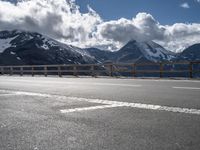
[0,30,97,65]
[176,43,200,61]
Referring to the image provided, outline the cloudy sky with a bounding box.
[0,0,200,52]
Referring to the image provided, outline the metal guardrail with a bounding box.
[0,61,200,78]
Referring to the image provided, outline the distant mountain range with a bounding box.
[0,30,200,66]
[86,40,176,63]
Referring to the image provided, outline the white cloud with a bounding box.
[0,0,102,47]
[0,0,200,52]
[180,2,190,9]
[97,13,165,44]
[96,13,200,52]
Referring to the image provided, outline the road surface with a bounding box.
[0,76,200,150]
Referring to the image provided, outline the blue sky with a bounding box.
[76,0,200,24]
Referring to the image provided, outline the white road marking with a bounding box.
[134,78,200,83]
[65,97,200,115]
[1,89,200,115]
[173,87,200,90]
[89,83,142,87]
[0,79,142,87]
[0,94,18,96]
[60,104,123,113]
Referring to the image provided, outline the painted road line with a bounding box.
[60,104,123,113]
[66,97,200,115]
[90,83,142,87]
[1,89,200,115]
[0,94,19,96]
[173,87,200,90]
[0,79,142,87]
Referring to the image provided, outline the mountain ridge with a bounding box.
[0,30,199,66]
[176,43,200,62]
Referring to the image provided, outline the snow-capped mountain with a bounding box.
[113,40,176,63]
[0,30,96,65]
[86,40,176,63]
[177,43,200,61]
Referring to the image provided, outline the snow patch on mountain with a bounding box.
[39,34,94,59]
[10,51,16,55]
[41,44,49,50]
[128,40,175,62]
[140,41,175,61]
[0,36,18,53]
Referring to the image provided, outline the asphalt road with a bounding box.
[0,76,200,150]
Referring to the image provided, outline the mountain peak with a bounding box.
[118,39,175,63]
[177,43,200,61]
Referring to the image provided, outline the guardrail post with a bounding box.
[73,66,77,77]
[31,67,34,76]
[20,67,23,76]
[58,66,62,77]
[44,66,47,77]
[109,64,113,77]
[0,67,3,75]
[160,63,163,78]
[10,67,13,76]
[189,62,193,78]
[132,64,136,77]
[91,65,95,77]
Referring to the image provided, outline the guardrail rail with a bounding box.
[0,61,200,78]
